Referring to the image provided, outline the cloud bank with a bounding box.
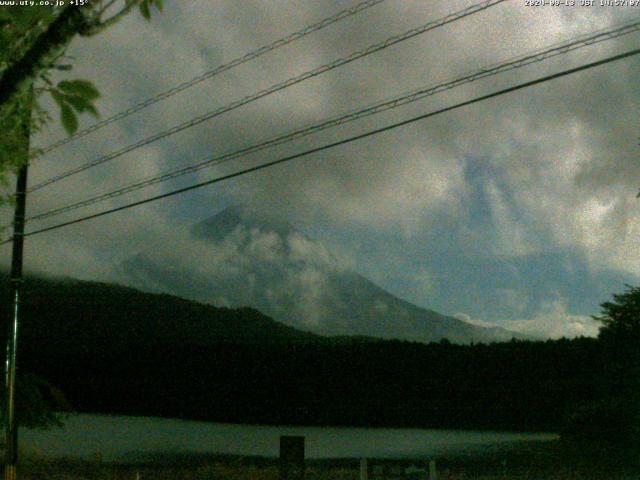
[0,0,638,337]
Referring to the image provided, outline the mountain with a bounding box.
[0,272,318,352]
[119,204,520,344]
[0,273,601,432]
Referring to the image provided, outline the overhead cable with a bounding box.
[28,0,507,193]
[35,0,389,156]
[25,19,640,223]
[6,47,637,243]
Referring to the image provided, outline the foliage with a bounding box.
[561,397,636,446]
[560,286,640,450]
[49,79,100,134]
[0,82,32,197]
[0,0,163,426]
[139,0,164,20]
[0,7,98,139]
[0,1,163,204]
[593,285,640,395]
[0,373,71,430]
[0,273,605,433]
[594,284,640,344]
[7,273,640,440]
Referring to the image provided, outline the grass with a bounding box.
[11,440,640,479]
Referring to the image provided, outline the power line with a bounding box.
[35,0,389,156]
[28,0,507,193]
[25,19,640,223]
[7,47,638,244]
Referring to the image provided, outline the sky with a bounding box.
[1,0,639,339]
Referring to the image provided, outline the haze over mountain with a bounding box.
[119,205,521,344]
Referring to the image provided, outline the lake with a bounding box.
[21,414,558,462]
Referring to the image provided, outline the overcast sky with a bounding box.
[1,0,639,339]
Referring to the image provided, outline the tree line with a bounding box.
[2,275,638,450]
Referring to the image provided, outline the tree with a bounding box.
[592,285,640,447]
[0,0,164,430]
[594,285,640,398]
[0,0,163,203]
[560,286,640,450]
[0,374,70,430]
[595,284,640,356]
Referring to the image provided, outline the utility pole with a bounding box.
[3,87,32,480]
[2,13,91,475]
[4,166,27,480]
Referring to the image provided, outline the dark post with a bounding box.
[3,87,32,480]
[4,165,28,480]
[279,435,305,480]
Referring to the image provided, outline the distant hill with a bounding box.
[0,273,601,431]
[120,204,522,344]
[0,272,318,352]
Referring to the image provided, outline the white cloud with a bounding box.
[1,0,638,326]
[454,312,495,329]
[457,299,601,339]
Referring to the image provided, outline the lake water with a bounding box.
[21,414,558,463]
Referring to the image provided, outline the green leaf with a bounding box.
[63,93,99,118]
[54,64,72,71]
[57,80,100,100]
[140,0,152,20]
[85,104,99,118]
[53,81,101,123]
[3,8,43,30]
[62,93,90,113]
[60,103,78,135]
[50,90,66,109]
[153,0,164,12]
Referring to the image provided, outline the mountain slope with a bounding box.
[0,273,599,431]
[0,273,318,352]
[119,204,520,344]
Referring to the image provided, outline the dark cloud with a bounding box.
[2,0,639,336]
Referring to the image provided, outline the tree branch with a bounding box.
[96,0,120,18]
[0,5,92,108]
[83,0,140,36]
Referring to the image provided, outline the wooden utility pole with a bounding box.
[4,165,28,480]
[3,87,32,480]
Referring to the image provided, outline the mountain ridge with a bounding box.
[0,272,320,351]
[119,204,522,344]
[0,271,596,432]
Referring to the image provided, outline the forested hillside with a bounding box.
[1,274,604,433]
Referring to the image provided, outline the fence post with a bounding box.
[428,460,437,480]
[360,458,368,480]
